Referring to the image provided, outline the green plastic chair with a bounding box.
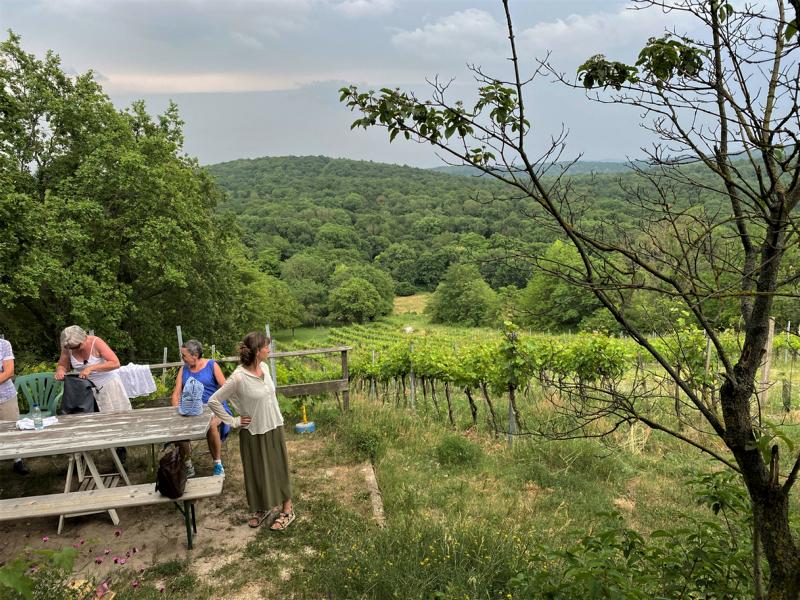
[14,373,63,418]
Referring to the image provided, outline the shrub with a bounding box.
[435,434,482,467]
[339,420,384,462]
[395,282,417,296]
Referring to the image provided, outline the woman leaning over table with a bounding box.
[55,326,132,414]
[207,331,295,530]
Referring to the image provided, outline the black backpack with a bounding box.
[155,447,187,499]
[60,375,99,414]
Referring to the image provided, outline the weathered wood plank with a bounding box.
[0,406,211,461]
[0,477,224,521]
[276,379,349,397]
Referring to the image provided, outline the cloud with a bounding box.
[331,0,394,18]
[101,71,303,93]
[391,9,506,59]
[518,5,698,62]
[231,31,264,50]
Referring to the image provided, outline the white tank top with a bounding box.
[69,337,117,386]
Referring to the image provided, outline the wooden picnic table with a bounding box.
[0,406,212,534]
[0,405,212,461]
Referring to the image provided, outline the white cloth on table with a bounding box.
[17,416,59,430]
[116,363,157,398]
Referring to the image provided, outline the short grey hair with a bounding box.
[60,325,87,348]
[182,339,203,358]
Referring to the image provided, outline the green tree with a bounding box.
[517,240,601,331]
[426,264,499,326]
[330,263,395,315]
[340,1,800,595]
[0,33,286,359]
[328,277,383,323]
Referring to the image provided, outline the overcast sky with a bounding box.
[1,0,697,167]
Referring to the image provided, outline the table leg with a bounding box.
[57,454,76,534]
[75,452,86,483]
[110,449,131,486]
[82,451,120,526]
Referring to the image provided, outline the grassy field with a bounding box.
[2,389,786,598]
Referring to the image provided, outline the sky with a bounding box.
[0,0,698,167]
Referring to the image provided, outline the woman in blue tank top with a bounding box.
[170,340,228,477]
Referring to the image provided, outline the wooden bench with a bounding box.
[0,477,224,549]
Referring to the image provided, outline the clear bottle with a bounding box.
[32,403,43,431]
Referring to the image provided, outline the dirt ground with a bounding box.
[0,428,376,597]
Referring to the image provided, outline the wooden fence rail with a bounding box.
[148,346,352,410]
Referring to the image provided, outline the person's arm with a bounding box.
[170,366,185,407]
[81,337,120,379]
[0,358,13,385]
[212,361,226,387]
[208,373,243,427]
[54,346,72,380]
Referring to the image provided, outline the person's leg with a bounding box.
[208,416,224,475]
[207,416,222,461]
[0,397,28,475]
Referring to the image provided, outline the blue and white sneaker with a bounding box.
[213,463,225,477]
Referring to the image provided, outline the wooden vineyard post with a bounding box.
[341,348,350,411]
[266,324,277,384]
[759,317,776,404]
[176,325,183,358]
[161,347,168,385]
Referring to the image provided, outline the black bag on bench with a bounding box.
[60,375,99,414]
[156,447,187,499]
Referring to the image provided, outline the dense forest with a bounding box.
[208,155,785,333]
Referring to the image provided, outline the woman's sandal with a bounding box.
[248,511,269,528]
[270,511,296,531]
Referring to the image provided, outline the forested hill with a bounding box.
[430,160,642,176]
[206,155,729,327]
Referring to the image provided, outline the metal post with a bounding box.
[176,326,183,357]
[370,350,376,399]
[266,324,277,384]
[785,321,791,363]
[759,317,776,403]
[211,344,216,358]
[161,347,168,384]
[507,387,516,449]
[409,342,416,411]
[341,349,350,411]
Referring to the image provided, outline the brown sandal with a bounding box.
[248,511,269,528]
[270,511,296,531]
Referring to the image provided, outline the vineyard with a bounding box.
[271,319,800,439]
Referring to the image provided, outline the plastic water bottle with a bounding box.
[32,403,43,431]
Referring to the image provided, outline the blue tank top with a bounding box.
[181,359,220,404]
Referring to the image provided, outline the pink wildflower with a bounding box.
[132,580,140,589]
[95,557,104,565]
[41,536,49,542]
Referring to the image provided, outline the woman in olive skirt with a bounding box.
[208,331,295,530]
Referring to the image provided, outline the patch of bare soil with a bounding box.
[0,428,373,596]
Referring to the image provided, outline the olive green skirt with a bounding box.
[239,426,292,512]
